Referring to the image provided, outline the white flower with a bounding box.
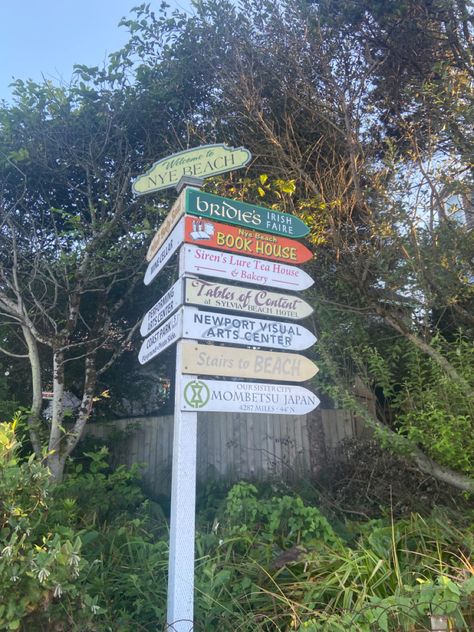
[37,567,50,583]
[53,584,63,598]
[91,604,100,614]
[1,545,13,558]
[69,552,80,567]
[10,575,19,582]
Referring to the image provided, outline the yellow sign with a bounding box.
[180,342,318,382]
[146,194,184,261]
[133,144,252,196]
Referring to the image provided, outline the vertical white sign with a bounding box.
[144,217,185,286]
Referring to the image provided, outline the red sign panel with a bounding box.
[183,216,312,264]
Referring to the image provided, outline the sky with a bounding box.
[0,0,193,103]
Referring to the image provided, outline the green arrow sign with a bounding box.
[185,189,309,238]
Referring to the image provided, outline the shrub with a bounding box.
[0,418,99,631]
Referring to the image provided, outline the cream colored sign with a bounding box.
[180,342,318,382]
[146,194,185,261]
[133,144,252,196]
[184,278,314,320]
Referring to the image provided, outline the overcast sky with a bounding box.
[0,0,193,103]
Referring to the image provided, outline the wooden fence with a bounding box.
[86,408,361,494]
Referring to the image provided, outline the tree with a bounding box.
[1,0,472,491]
[0,78,163,481]
[115,0,474,491]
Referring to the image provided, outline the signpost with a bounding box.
[182,307,316,350]
[146,194,185,261]
[146,213,313,277]
[136,145,319,632]
[183,215,312,264]
[144,217,185,286]
[138,310,183,365]
[185,188,309,238]
[181,244,314,290]
[181,378,320,415]
[140,278,184,337]
[133,144,252,195]
[184,278,314,320]
[181,342,319,382]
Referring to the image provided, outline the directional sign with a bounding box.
[181,378,320,415]
[144,218,185,286]
[133,144,252,195]
[185,188,309,238]
[148,206,313,264]
[140,278,184,337]
[181,245,314,291]
[138,310,182,365]
[184,278,314,320]
[182,307,316,350]
[146,195,185,261]
[183,216,312,264]
[181,342,319,381]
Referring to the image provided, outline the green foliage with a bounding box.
[53,447,146,527]
[0,420,97,631]
[359,335,474,476]
[222,482,341,548]
[2,422,473,631]
[192,483,474,631]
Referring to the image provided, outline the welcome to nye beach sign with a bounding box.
[133,144,252,195]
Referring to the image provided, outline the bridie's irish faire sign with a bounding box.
[132,144,252,195]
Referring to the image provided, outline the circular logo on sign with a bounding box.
[184,380,210,409]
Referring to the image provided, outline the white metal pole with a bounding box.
[166,337,197,631]
[166,177,203,631]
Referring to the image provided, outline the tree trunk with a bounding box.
[47,450,67,484]
[65,353,97,457]
[47,349,65,480]
[22,326,42,458]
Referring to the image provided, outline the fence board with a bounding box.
[86,409,357,494]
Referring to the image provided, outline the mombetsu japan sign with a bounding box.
[133,144,252,195]
[181,244,314,291]
[180,342,319,382]
[181,378,320,415]
[184,278,314,320]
